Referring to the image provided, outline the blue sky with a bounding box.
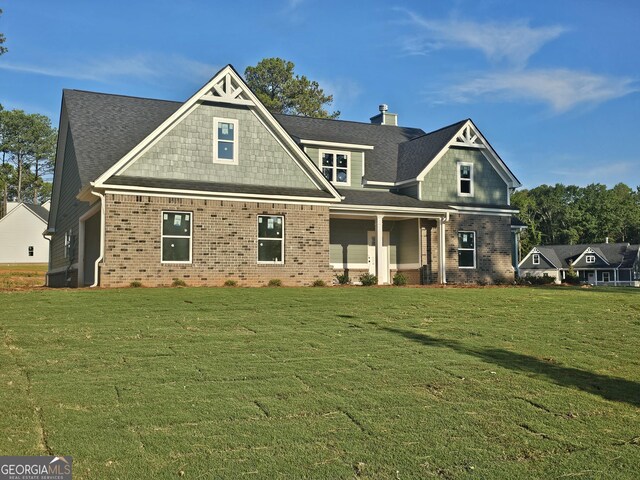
[1,0,638,189]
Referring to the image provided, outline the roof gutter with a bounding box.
[89,189,105,288]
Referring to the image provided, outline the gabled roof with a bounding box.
[22,203,50,222]
[64,90,181,186]
[396,120,467,182]
[273,113,425,182]
[523,243,639,269]
[0,202,48,226]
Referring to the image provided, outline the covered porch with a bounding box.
[329,211,449,285]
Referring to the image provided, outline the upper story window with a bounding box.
[162,211,192,263]
[213,117,238,164]
[320,150,350,186]
[532,253,540,265]
[458,162,473,196]
[585,255,595,264]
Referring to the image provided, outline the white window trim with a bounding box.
[457,161,474,197]
[602,271,610,282]
[586,255,596,264]
[213,117,239,165]
[532,253,540,265]
[458,230,476,269]
[319,149,351,186]
[257,215,285,265]
[161,211,193,264]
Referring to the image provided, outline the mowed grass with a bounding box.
[0,263,47,289]
[1,286,639,479]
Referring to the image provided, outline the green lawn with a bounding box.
[1,286,639,479]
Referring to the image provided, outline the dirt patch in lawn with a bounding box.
[0,264,47,290]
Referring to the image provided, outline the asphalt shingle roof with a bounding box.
[61,90,512,201]
[396,120,468,182]
[535,243,639,269]
[106,176,334,198]
[338,189,518,211]
[22,203,49,223]
[63,90,181,186]
[273,113,428,182]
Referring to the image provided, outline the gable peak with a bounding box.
[452,122,485,149]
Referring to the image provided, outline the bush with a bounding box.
[129,281,143,288]
[223,279,238,287]
[521,274,556,286]
[267,279,282,287]
[392,273,407,286]
[172,278,187,287]
[565,273,580,285]
[312,279,326,287]
[359,273,377,286]
[335,273,350,285]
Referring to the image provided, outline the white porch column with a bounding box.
[438,217,447,284]
[614,269,618,286]
[376,214,384,285]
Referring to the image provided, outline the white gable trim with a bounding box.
[519,247,559,269]
[93,65,342,200]
[572,247,610,266]
[299,139,375,150]
[415,120,521,188]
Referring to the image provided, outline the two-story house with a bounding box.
[46,65,521,287]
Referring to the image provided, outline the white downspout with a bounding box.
[89,190,105,288]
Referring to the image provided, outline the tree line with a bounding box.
[0,106,57,215]
[512,183,640,253]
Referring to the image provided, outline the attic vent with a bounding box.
[370,104,397,126]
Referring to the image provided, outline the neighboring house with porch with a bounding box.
[46,65,521,288]
[0,201,50,263]
[519,243,640,286]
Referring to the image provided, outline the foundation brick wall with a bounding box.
[100,193,333,287]
[444,213,514,284]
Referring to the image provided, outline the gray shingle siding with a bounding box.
[421,148,508,204]
[50,128,92,270]
[120,103,318,190]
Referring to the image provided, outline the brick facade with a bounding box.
[100,194,332,287]
[444,213,514,284]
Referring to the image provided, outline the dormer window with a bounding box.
[320,150,350,185]
[458,162,473,196]
[586,255,595,264]
[532,253,540,265]
[213,117,238,164]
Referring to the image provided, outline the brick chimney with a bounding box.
[370,104,398,126]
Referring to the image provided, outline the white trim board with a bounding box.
[93,65,342,201]
[415,119,520,188]
[299,139,374,150]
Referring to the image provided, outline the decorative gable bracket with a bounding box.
[200,72,253,106]
[451,124,485,148]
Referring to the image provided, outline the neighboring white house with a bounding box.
[0,202,50,263]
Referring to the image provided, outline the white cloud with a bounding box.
[318,77,363,111]
[0,54,219,84]
[439,69,638,112]
[550,160,636,186]
[398,9,565,66]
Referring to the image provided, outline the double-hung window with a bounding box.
[458,231,476,268]
[458,162,473,196]
[257,215,284,264]
[585,255,595,264]
[532,253,540,265]
[320,151,350,185]
[213,117,238,164]
[162,211,192,263]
